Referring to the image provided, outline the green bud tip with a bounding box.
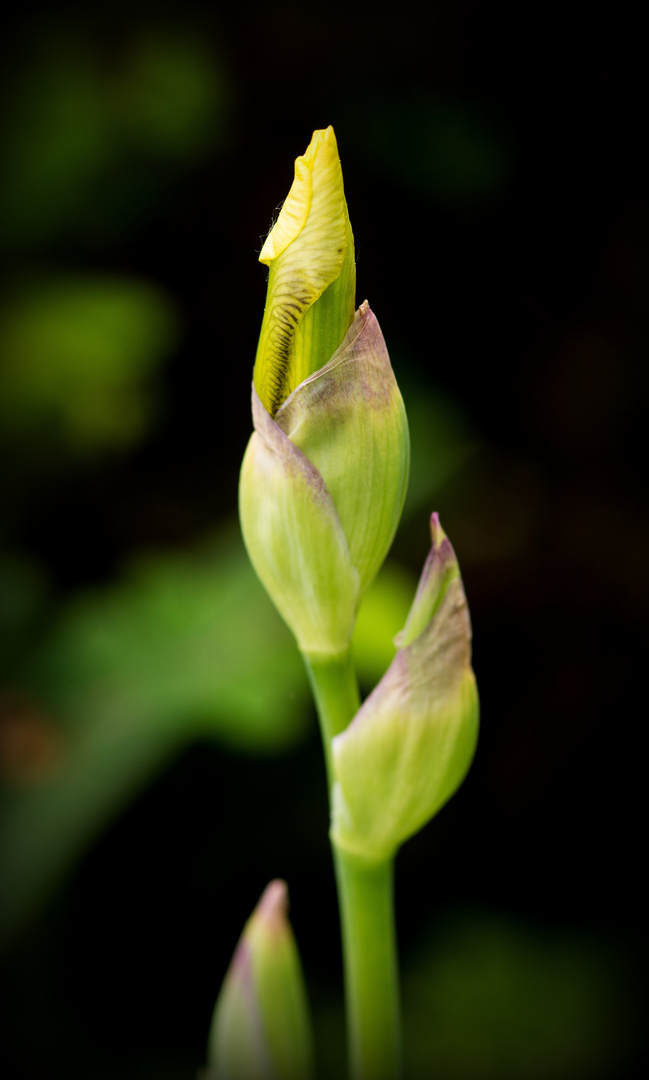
[207,880,314,1080]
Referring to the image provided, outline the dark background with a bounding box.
[1,2,646,1078]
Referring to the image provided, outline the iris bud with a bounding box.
[206,880,314,1080]
[240,128,409,658]
[330,514,479,862]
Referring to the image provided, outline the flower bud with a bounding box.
[206,880,314,1080]
[240,126,409,658]
[240,302,409,657]
[330,514,479,862]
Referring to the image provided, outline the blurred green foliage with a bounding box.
[352,561,415,687]
[0,276,178,450]
[0,19,239,959]
[0,27,229,247]
[354,92,511,203]
[402,914,635,1079]
[114,32,229,160]
[0,528,420,947]
[0,530,301,945]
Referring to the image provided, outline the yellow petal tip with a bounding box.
[259,127,339,265]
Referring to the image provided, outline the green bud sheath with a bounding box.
[331,515,479,862]
[207,880,314,1080]
[240,382,360,657]
[240,303,409,657]
[279,302,409,599]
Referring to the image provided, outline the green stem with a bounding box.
[303,652,402,1080]
[334,847,401,1080]
[304,651,360,786]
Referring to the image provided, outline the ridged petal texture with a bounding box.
[331,515,479,861]
[254,126,355,416]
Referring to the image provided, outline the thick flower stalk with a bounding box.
[240,127,409,659]
[206,880,314,1080]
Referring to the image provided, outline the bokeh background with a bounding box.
[1,3,647,1078]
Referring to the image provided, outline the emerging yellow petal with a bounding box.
[207,880,315,1080]
[258,154,311,264]
[254,126,355,416]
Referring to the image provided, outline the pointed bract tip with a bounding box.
[429,511,454,559]
[393,512,460,649]
[207,878,315,1079]
[255,879,289,937]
